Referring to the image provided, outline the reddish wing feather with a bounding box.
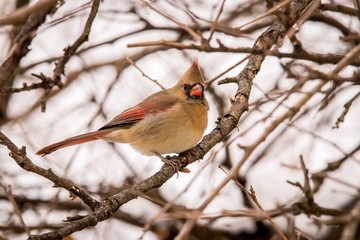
[99,92,177,130]
[99,106,146,130]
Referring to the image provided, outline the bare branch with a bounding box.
[0,182,30,237]
[32,0,101,112]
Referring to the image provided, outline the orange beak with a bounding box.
[189,84,203,97]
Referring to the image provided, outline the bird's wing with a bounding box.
[99,91,177,130]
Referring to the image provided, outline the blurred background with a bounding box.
[0,0,359,239]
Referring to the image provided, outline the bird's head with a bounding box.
[174,58,206,101]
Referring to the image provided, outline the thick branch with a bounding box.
[0,132,99,211]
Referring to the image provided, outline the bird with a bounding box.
[36,58,209,167]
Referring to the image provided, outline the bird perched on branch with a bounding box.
[36,59,208,167]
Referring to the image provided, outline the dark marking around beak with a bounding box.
[189,83,203,97]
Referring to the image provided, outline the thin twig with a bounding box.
[333,91,360,128]
[33,0,101,112]
[126,57,165,90]
[235,0,291,30]
[141,0,202,41]
[207,55,249,85]
[206,0,226,44]
[286,0,320,40]
[219,166,288,240]
[340,199,360,240]
[0,181,31,237]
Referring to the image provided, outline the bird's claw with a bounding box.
[154,152,189,176]
[162,157,181,172]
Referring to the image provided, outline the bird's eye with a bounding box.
[183,84,191,91]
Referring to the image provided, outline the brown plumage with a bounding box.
[36,59,208,158]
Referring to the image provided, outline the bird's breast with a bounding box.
[124,102,208,155]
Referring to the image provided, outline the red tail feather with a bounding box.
[36,131,106,156]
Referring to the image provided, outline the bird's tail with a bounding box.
[36,131,107,156]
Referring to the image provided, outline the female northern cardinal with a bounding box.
[36,59,208,165]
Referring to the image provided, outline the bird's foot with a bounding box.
[154,152,184,174]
